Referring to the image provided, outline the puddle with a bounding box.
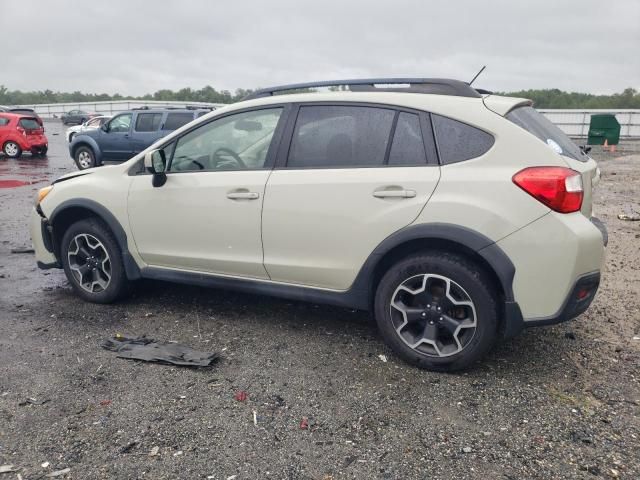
[0,180,34,188]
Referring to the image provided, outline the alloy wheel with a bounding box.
[390,273,477,357]
[67,233,111,293]
[4,142,19,156]
[77,150,93,169]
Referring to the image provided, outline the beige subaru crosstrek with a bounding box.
[30,79,607,371]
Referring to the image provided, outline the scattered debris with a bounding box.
[226,475,238,480]
[101,335,219,367]
[234,391,248,402]
[565,332,576,340]
[0,465,18,474]
[378,354,388,363]
[120,440,139,454]
[300,417,309,430]
[45,468,70,478]
[41,462,50,468]
[618,213,640,221]
[253,410,258,426]
[173,451,183,457]
[149,446,160,457]
[99,399,112,406]
[10,247,35,254]
[462,446,473,453]
[18,398,49,406]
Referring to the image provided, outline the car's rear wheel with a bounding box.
[60,218,129,303]
[3,141,22,158]
[374,253,498,371]
[75,146,95,170]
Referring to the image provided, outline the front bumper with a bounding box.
[30,207,59,269]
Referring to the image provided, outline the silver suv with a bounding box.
[30,78,607,371]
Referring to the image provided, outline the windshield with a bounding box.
[506,106,587,162]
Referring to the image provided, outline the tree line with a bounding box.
[1,84,639,109]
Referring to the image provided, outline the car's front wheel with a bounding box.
[374,253,498,371]
[60,218,129,303]
[74,146,96,170]
[3,141,22,158]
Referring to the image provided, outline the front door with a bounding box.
[262,105,441,290]
[127,107,286,278]
[101,113,133,160]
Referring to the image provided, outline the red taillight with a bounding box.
[512,167,583,213]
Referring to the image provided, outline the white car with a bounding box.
[66,115,111,143]
[30,78,607,371]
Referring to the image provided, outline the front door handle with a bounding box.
[227,190,260,200]
[373,188,417,199]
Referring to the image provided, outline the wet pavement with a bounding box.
[0,126,639,479]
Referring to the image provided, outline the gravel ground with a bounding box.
[0,122,638,479]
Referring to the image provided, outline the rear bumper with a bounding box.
[524,271,600,327]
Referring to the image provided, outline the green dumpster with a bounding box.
[588,114,620,145]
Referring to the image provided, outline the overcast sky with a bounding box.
[2,0,639,96]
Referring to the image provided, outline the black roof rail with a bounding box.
[243,78,482,100]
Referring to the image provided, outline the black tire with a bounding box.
[3,141,22,158]
[374,252,498,371]
[60,218,129,304]
[74,146,96,170]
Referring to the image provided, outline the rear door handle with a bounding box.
[227,190,260,200]
[373,188,417,199]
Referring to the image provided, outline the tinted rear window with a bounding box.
[19,118,41,130]
[163,112,194,130]
[288,105,395,168]
[432,115,494,164]
[135,113,163,132]
[506,106,587,161]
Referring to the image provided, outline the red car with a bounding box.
[0,113,48,158]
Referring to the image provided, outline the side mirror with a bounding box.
[101,123,109,133]
[144,149,167,187]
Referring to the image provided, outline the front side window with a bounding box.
[135,113,163,132]
[287,106,395,168]
[432,114,494,164]
[108,113,132,133]
[168,108,283,172]
[163,112,194,131]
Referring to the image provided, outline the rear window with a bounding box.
[19,118,41,130]
[135,113,163,132]
[432,115,494,164]
[163,112,194,130]
[506,106,586,162]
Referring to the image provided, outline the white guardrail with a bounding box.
[11,101,640,138]
[12,100,225,118]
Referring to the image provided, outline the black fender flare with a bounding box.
[350,223,523,337]
[49,198,141,280]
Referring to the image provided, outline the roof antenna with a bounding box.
[469,66,486,86]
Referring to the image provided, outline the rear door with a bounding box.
[100,113,133,160]
[262,103,441,290]
[131,111,164,155]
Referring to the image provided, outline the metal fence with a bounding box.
[11,101,640,138]
[538,109,639,138]
[12,100,225,118]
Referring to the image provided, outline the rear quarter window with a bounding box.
[135,113,163,132]
[432,114,494,164]
[0,117,9,126]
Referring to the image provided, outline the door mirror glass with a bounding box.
[101,122,109,132]
[144,149,167,174]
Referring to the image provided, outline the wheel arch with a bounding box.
[49,199,141,280]
[353,223,523,337]
[70,137,102,164]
